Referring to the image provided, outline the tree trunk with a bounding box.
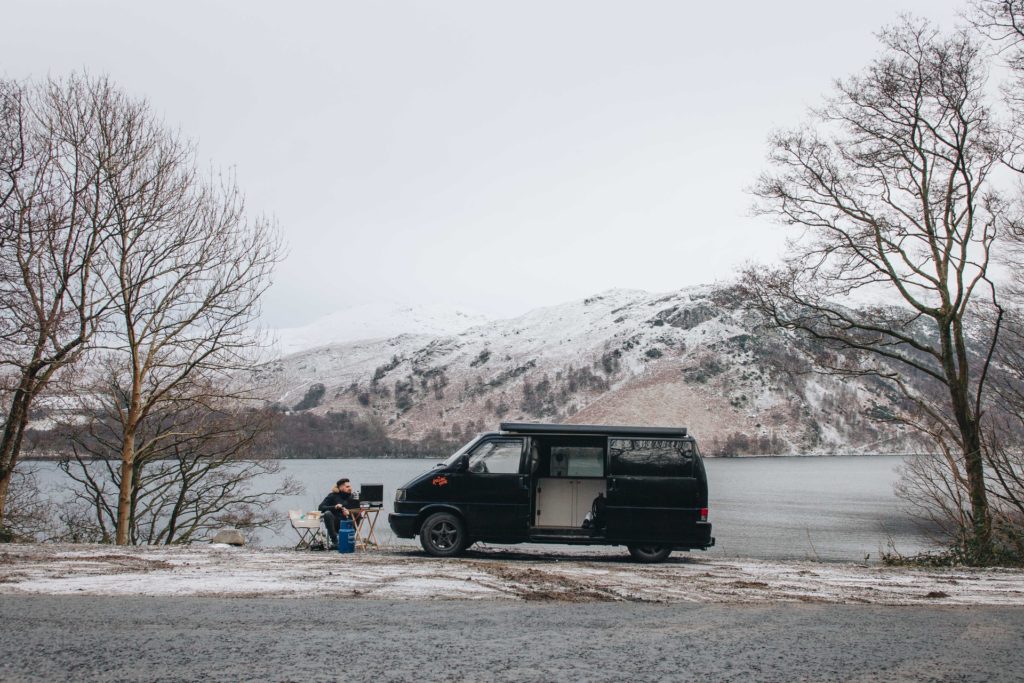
[944,316,994,560]
[0,474,11,527]
[959,410,993,559]
[164,455,190,545]
[0,375,37,528]
[115,430,136,545]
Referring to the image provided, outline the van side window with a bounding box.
[550,446,605,477]
[468,439,523,474]
[609,439,694,477]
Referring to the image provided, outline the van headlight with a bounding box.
[395,488,406,502]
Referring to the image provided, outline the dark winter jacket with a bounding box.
[318,490,358,515]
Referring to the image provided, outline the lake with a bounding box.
[31,455,937,562]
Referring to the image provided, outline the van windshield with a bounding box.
[442,435,483,467]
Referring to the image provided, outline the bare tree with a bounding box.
[75,84,282,545]
[741,18,1015,561]
[0,76,114,528]
[2,73,285,543]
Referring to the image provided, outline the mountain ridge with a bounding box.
[271,301,491,355]
[257,284,920,455]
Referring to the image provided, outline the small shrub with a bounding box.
[600,350,622,375]
[292,383,326,411]
[394,378,415,412]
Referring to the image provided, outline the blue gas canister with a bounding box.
[337,519,355,554]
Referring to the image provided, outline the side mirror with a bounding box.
[455,454,469,472]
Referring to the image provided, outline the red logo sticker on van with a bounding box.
[432,476,449,487]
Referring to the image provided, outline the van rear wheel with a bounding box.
[419,512,467,557]
[628,544,672,563]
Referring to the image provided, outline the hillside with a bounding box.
[256,285,919,455]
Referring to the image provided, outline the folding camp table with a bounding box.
[352,506,382,550]
[288,510,328,550]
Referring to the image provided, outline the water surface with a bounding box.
[33,455,936,562]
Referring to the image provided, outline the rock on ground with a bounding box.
[209,529,245,546]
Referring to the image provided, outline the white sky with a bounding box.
[2,0,967,326]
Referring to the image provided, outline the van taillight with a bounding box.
[700,507,708,522]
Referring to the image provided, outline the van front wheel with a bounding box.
[628,544,672,563]
[420,512,467,557]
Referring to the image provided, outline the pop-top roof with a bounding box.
[499,422,688,438]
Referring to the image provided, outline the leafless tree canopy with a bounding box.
[0,76,117,527]
[743,18,1016,561]
[971,1,1024,173]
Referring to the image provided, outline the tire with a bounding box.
[627,544,672,563]
[419,512,467,557]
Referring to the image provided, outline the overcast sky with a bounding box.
[3,1,967,326]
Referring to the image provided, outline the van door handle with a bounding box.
[608,478,617,492]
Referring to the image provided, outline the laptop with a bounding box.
[359,483,384,507]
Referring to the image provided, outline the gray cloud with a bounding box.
[2,0,965,325]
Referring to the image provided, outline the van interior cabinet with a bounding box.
[534,478,606,528]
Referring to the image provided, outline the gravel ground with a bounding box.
[1,596,1023,682]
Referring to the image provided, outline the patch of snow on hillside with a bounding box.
[272,302,490,355]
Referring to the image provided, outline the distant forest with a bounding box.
[25,407,790,460]
[25,409,483,461]
[266,410,482,459]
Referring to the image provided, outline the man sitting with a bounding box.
[319,478,362,549]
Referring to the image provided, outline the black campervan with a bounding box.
[388,422,714,563]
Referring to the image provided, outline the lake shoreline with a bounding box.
[20,451,934,462]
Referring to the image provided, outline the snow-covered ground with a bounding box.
[2,543,1022,605]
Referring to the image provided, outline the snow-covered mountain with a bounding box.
[255,285,921,455]
[271,302,490,355]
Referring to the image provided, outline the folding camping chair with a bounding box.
[288,510,328,550]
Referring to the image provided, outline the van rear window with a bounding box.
[609,439,694,477]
